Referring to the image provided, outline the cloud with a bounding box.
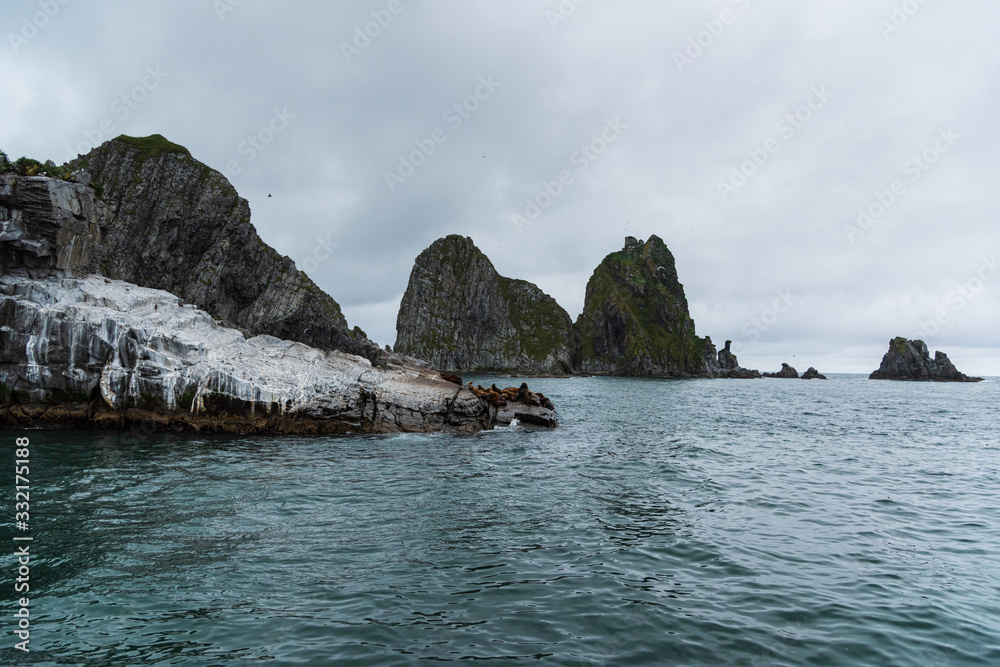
[2,0,998,373]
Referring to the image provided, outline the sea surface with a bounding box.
[2,375,999,665]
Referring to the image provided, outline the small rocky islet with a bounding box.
[870,337,983,382]
[0,135,985,435]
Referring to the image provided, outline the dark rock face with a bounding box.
[869,338,983,382]
[763,363,799,379]
[394,235,577,374]
[703,338,761,378]
[575,236,711,377]
[72,135,378,362]
[0,175,108,275]
[801,367,827,380]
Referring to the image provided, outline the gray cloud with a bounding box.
[3,0,998,373]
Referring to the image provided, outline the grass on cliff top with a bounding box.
[0,150,74,179]
[115,134,191,162]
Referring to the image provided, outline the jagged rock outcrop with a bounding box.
[394,235,577,374]
[763,363,799,379]
[575,236,713,377]
[0,275,557,432]
[703,337,762,378]
[1,175,108,275]
[65,134,378,361]
[869,338,983,382]
[801,367,827,380]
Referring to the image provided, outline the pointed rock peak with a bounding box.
[396,236,576,374]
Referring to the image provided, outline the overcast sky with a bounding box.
[3,0,998,374]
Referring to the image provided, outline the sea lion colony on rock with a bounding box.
[439,376,555,411]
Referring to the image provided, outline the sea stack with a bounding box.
[704,338,762,379]
[394,235,577,374]
[763,363,799,378]
[869,338,983,382]
[575,236,713,377]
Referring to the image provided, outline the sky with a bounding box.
[2,0,998,374]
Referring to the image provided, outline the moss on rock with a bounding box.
[575,235,710,377]
[394,235,576,374]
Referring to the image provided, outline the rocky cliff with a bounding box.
[869,338,983,382]
[575,236,713,377]
[1,174,107,275]
[394,235,577,374]
[1,140,559,433]
[0,275,556,432]
[67,134,378,361]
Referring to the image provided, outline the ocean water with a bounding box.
[2,375,999,665]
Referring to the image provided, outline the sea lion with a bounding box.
[440,373,463,386]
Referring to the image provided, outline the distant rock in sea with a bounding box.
[394,235,577,374]
[576,236,715,377]
[704,339,761,378]
[869,338,983,382]
[801,367,827,380]
[763,363,799,379]
[393,234,760,379]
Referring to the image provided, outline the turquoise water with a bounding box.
[2,375,999,665]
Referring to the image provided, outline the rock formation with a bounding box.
[763,363,799,379]
[0,275,556,432]
[1,141,559,433]
[869,338,983,382]
[66,134,379,361]
[394,235,577,374]
[703,338,762,378]
[575,236,713,377]
[1,174,107,275]
[394,235,762,378]
[801,367,827,380]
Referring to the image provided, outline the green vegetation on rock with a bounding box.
[113,134,191,162]
[575,235,709,376]
[395,235,576,374]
